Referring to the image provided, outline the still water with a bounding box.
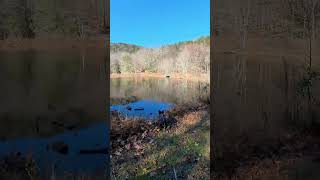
[0,49,107,176]
[0,50,209,176]
[110,77,209,119]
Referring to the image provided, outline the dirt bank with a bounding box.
[110,72,209,83]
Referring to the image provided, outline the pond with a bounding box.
[110,77,209,119]
[0,50,210,177]
[0,49,107,177]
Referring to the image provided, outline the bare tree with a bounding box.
[236,0,251,49]
[176,45,192,74]
[110,38,210,75]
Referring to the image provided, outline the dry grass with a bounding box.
[111,104,210,179]
[213,35,320,179]
[213,36,320,145]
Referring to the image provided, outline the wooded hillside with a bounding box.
[110,36,210,74]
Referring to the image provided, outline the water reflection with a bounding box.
[0,49,107,176]
[110,77,209,119]
[110,100,174,120]
[110,77,209,105]
[0,122,108,174]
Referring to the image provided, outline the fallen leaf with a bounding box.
[125,144,131,150]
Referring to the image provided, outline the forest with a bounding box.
[0,0,108,39]
[110,36,210,75]
[213,0,320,179]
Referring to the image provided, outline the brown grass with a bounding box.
[213,34,320,179]
[111,104,210,179]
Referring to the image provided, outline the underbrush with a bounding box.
[111,104,210,179]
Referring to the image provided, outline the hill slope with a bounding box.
[110,36,210,74]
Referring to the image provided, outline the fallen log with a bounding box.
[134,108,144,111]
[79,148,108,154]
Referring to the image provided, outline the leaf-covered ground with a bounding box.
[111,105,210,179]
[213,125,320,179]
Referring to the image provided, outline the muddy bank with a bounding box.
[110,105,184,154]
[110,103,208,154]
[110,72,209,83]
[110,96,139,105]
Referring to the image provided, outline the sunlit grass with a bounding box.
[111,108,210,179]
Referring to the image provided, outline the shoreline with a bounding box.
[0,36,108,51]
[110,72,209,83]
[111,103,210,179]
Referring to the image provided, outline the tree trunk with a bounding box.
[312,0,316,40]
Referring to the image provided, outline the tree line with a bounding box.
[110,36,210,75]
[0,0,108,40]
[214,0,320,44]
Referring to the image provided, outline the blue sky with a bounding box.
[110,0,210,47]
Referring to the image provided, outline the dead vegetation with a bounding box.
[111,103,210,179]
[214,125,320,178]
[0,153,108,180]
[110,37,210,75]
[213,0,320,178]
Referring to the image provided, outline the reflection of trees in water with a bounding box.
[1,51,83,108]
[20,50,35,95]
[110,78,209,104]
[0,50,106,138]
[49,56,81,105]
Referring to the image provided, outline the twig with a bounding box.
[172,166,178,180]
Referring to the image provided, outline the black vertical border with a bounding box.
[106,0,110,178]
[210,0,215,178]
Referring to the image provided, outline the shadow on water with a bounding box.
[110,100,174,120]
[0,122,108,174]
[0,49,107,177]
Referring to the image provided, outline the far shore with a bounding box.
[0,36,108,51]
[110,72,209,82]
